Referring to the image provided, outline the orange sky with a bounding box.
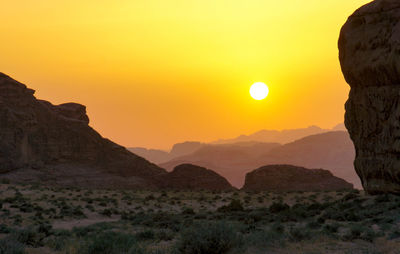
[0,0,370,149]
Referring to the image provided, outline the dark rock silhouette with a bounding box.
[339,0,400,194]
[242,165,353,192]
[161,164,234,190]
[0,73,166,188]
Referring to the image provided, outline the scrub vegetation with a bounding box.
[0,181,399,254]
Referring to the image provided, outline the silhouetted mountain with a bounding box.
[160,131,359,189]
[243,164,353,192]
[160,164,234,191]
[159,142,281,188]
[0,73,166,188]
[255,131,358,188]
[212,125,331,145]
[128,147,171,164]
[128,141,206,164]
[170,141,204,157]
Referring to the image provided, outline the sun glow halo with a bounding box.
[250,82,269,100]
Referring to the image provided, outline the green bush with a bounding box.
[12,227,43,247]
[136,230,155,241]
[269,202,290,213]
[287,226,311,242]
[217,199,244,213]
[0,238,25,254]
[80,231,139,254]
[175,221,242,254]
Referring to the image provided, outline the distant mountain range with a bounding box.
[129,124,359,189]
[129,124,347,164]
[158,131,359,189]
[211,124,346,144]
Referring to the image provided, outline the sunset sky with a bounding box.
[0,0,370,149]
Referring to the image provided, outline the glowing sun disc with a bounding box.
[250,82,269,100]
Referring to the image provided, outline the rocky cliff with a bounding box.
[339,0,400,194]
[0,73,166,188]
[242,165,353,192]
[161,164,234,191]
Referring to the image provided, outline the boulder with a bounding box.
[339,0,400,194]
[242,165,353,192]
[161,164,234,191]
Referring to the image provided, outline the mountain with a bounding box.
[128,147,171,164]
[160,164,234,191]
[211,125,331,145]
[159,131,360,189]
[159,142,281,188]
[170,141,205,157]
[255,131,358,188]
[128,141,206,164]
[243,164,353,192]
[0,73,166,188]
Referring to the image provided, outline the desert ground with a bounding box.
[0,180,399,254]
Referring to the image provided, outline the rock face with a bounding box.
[161,164,234,190]
[339,0,400,194]
[0,73,166,188]
[242,165,353,192]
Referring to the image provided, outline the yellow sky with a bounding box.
[0,0,370,149]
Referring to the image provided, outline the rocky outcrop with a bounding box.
[161,164,234,190]
[242,165,353,192]
[339,0,400,194]
[0,73,166,188]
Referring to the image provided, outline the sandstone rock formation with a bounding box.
[339,0,400,194]
[161,164,234,191]
[242,165,353,192]
[0,73,166,188]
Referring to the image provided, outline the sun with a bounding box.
[250,82,269,100]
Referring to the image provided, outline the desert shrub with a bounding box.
[307,220,321,229]
[389,228,400,240]
[269,202,290,213]
[271,222,285,234]
[374,194,390,204]
[217,199,244,213]
[12,227,43,247]
[286,226,311,242]
[136,230,155,241]
[155,230,175,241]
[85,204,95,212]
[101,209,113,217]
[72,223,114,237]
[0,238,25,254]
[322,223,340,234]
[79,231,139,254]
[341,224,364,241]
[0,178,10,184]
[175,221,243,254]
[181,208,195,215]
[46,229,72,251]
[0,223,11,233]
[245,228,284,249]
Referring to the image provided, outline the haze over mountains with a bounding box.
[130,125,359,189]
[129,124,347,164]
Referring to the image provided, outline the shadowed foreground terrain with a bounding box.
[0,181,399,254]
